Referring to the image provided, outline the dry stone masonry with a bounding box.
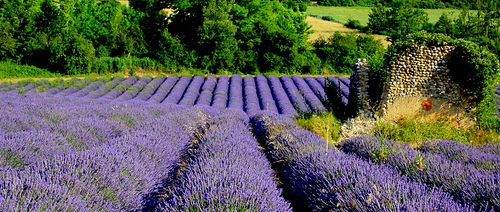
[349,59,372,117]
[377,45,462,115]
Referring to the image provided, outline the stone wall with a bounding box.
[348,59,371,117]
[376,45,462,115]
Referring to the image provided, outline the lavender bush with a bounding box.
[195,74,217,106]
[133,76,166,101]
[158,111,291,211]
[243,76,261,116]
[304,76,327,102]
[3,75,339,116]
[340,136,499,211]
[316,76,326,88]
[115,76,152,101]
[419,139,500,173]
[100,76,138,100]
[211,75,230,109]
[178,75,204,106]
[255,75,279,113]
[162,76,191,104]
[268,75,298,116]
[292,75,326,112]
[69,78,108,98]
[228,74,244,111]
[480,142,500,156]
[0,93,214,211]
[147,75,179,103]
[251,111,470,212]
[280,75,309,113]
[84,77,124,99]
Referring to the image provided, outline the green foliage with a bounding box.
[313,32,386,74]
[367,3,429,42]
[314,0,489,9]
[143,0,319,74]
[0,0,147,75]
[282,0,309,12]
[321,16,336,22]
[344,19,365,30]
[373,116,500,145]
[90,57,163,75]
[0,61,60,78]
[317,0,355,7]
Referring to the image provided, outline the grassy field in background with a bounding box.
[306,5,463,25]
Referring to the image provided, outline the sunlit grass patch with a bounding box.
[294,112,342,145]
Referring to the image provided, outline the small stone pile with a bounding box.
[377,45,462,115]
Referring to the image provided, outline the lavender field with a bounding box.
[0,75,351,116]
[0,76,499,211]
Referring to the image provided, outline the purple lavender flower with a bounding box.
[340,136,499,211]
[195,74,217,106]
[133,76,166,101]
[161,76,191,104]
[147,75,179,103]
[0,93,213,211]
[419,139,500,173]
[280,75,309,113]
[292,75,326,112]
[99,76,138,100]
[69,78,108,98]
[267,75,298,116]
[255,75,279,113]
[243,76,261,116]
[228,74,244,111]
[251,112,470,212]
[84,77,124,99]
[178,75,205,106]
[304,76,327,102]
[115,76,152,101]
[479,142,500,156]
[158,111,291,211]
[211,75,229,109]
[316,76,326,88]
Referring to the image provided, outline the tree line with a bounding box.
[317,0,496,9]
[1,0,331,75]
[0,0,498,76]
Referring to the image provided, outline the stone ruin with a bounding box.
[341,44,465,139]
[349,45,463,117]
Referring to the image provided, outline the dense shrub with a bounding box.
[367,3,428,42]
[90,57,163,75]
[313,32,386,74]
[0,61,60,79]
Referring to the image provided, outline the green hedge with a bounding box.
[0,61,61,79]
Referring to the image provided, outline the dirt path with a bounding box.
[306,16,391,48]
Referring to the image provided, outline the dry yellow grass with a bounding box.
[383,96,474,129]
[305,16,391,48]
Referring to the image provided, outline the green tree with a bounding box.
[313,32,385,74]
[367,2,428,41]
[198,0,239,72]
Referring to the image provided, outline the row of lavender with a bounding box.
[340,136,500,211]
[250,111,472,211]
[156,110,291,211]
[0,93,297,211]
[2,91,499,211]
[0,75,351,116]
[0,93,213,211]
